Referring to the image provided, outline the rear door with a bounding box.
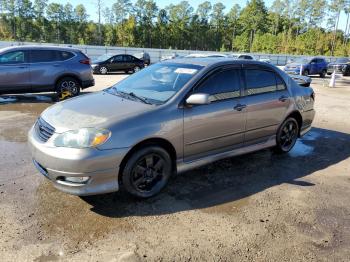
[240,65,291,146]
[29,49,66,91]
[0,50,31,93]
[183,66,246,160]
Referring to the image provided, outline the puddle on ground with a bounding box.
[0,103,51,142]
[201,196,250,214]
[0,102,51,115]
[0,94,55,105]
[289,140,314,157]
[34,182,132,244]
[301,130,321,141]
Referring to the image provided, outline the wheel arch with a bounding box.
[118,138,177,184]
[285,111,303,137]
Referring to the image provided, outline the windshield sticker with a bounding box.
[175,68,198,74]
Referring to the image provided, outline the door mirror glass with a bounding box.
[186,93,210,105]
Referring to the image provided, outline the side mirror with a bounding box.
[186,93,210,105]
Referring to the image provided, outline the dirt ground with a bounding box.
[1,73,350,261]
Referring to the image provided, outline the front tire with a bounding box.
[320,69,326,78]
[122,146,173,198]
[56,77,80,101]
[99,66,108,75]
[303,70,309,76]
[274,117,299,154]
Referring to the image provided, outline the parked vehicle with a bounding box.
[28,59,315,198]
[161,53,180,61]
[133,52,151,66]
[0,46,94,98]
[185,53,227,58]
[284,57,328,77]
[229,53,255,60]
[259,57,271,63]
[290,75,312,87]
[327,57,350,76]
[91,54,144,74]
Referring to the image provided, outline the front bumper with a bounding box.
[28,125,129,196]
[284,69,300,75]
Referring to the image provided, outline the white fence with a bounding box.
[0,40,340,66]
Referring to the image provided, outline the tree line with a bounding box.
[0,0,350,56]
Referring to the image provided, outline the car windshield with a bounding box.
[106,63,203,104]
[293,57,311,64]
[94,54,113,62]
[335,58,349,63]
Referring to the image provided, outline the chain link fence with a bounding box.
[0,40,340,66]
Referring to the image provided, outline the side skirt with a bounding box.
[177,135,276,174]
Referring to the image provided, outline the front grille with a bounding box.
[35,117,55,142]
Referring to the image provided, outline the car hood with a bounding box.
[41,91,154,133]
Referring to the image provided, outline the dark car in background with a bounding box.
[0,46,94,98]
[327,57,350,76]
[133,52,151,66]
[284,57,328,77]
[92,54,144,74]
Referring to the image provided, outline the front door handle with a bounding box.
[279,96,289,102]
[234,104,247,111]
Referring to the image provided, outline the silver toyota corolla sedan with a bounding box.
[28,58,315,198]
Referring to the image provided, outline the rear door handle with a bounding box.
[234,104,247,111]
[279,96,289,102]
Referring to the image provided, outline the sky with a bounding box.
[49,0,348,31]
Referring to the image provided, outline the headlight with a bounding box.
[54,128,111,148]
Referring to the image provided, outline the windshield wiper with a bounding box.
[127,92,151,104]
[109,89,151,104]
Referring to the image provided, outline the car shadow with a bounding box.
[82,127,350,218]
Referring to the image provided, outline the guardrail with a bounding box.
[0,40,341,66]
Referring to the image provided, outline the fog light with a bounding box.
[64,176,90,183]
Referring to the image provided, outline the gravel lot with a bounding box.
[1,73,350,261]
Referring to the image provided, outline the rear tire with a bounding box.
[122,146,173,198]
[274,117,299,154]
[303,70,309,76]
[133,66,141,73]
[56,77,80,101]
[320,70,326,78]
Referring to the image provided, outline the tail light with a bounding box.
[79,59,91,65]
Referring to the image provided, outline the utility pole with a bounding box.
[96,0,103,45]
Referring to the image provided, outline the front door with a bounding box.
[0,50,30,93]
[109,55,124,72]
[240,66,291,146]
[183,66,246,161]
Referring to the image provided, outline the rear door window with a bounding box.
[194,68,241,102]
[57,51,75,61]
[244,69,277,96]
[30,50,57,63]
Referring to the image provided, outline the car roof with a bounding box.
[0,45,81,53]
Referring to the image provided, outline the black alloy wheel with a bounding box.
[122,146,172,198]
[274,117,299,153]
